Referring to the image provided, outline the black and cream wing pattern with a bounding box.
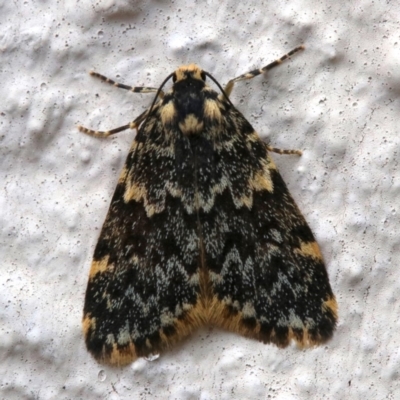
[80,47,337,365]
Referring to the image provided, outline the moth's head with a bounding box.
[155,64,230,107]
[173,64,206,83]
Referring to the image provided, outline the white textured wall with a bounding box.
[1,1,399,399]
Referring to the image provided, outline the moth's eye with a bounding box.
[201,71,206,81]
[172,73,177,83]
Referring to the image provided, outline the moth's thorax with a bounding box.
[167,64,212,135]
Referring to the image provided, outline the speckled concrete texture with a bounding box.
[1,1,400,399]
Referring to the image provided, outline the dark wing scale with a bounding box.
[83,103,207,365]
[197,104,337,346]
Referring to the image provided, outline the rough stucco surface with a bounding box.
[1,1,399,399]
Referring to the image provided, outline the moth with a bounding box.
[79,46,337,365]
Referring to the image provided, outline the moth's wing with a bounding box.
[82,112,206,365]
[200,107,337,347]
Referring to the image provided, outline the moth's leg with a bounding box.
[78,69,162,137]
[89,71,163,97]
[267,145,302,156]
[77,68,164,137]
[224,45,305,97]
[78,109,149,138]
